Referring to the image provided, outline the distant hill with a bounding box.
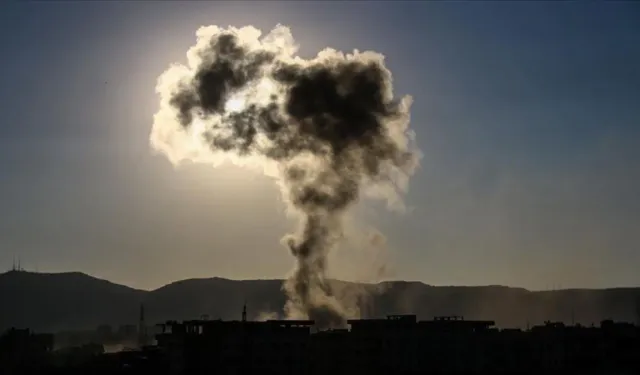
[0,271,144,332]
[1,270,639,332]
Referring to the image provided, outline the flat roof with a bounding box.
[160,319,315,326]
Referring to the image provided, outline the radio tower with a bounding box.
[11,256,24,272]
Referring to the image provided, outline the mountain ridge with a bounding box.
[11,270,636,293]
[1,270,638,332]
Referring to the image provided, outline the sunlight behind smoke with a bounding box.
[224,97,246,113]
[151,24,421,328]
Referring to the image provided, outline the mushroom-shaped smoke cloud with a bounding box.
[151,25,421,328]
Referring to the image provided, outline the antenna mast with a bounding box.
[242,301,247,322]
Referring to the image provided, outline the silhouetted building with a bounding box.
[0,328,54,374]
[148,314,640,375]
[310,329,350,375]
[156,319,313,375]
[343,315,496,375]
[5,312,640,375]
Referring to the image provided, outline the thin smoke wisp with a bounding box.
[151,25,421,328]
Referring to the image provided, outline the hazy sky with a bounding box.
[0,1,638,290]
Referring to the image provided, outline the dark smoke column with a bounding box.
[151,25,421,328]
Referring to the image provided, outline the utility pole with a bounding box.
[138,303,146,348]
[242,301,247,322]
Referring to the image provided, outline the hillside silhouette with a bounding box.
[1,270,639,332]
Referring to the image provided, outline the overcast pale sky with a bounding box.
[0,1,638,290]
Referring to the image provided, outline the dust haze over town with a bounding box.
[0,1,640,374]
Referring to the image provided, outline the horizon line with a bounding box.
[2,269,639,293]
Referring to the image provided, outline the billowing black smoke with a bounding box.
[152,25,420,328]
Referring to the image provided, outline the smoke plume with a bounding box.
[151,25,420,328]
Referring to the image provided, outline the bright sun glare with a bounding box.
[225,97,246,112]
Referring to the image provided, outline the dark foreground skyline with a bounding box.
[3,312,640,375]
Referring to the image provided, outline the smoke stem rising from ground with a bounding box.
[151,25,421,328]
